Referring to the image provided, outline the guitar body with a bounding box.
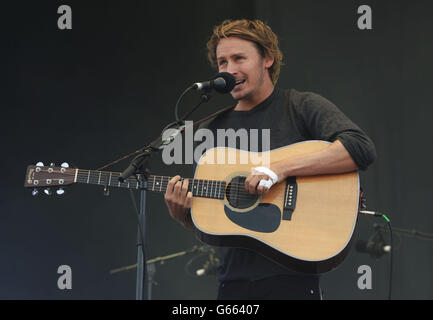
[191,141,359,274]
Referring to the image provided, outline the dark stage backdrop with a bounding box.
[1,0,432,299]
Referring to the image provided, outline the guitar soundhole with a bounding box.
[225,176,258,209]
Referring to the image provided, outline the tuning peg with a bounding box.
[32,189,39,196]
[50,163,55,167]
[56,188,65,195]
[44,188,52,196]
[36,162,44,167]
[61,162,69,168]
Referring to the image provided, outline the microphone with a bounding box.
[193,72,236,93]
[118,163,138,183]
[194,246,219,276]
[195,260,216,277]
[355,223,391,259]
[355,240,391,259]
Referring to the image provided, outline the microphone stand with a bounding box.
[115,81,217,299]
[109,246,202,299]
[118,92,211,300]
[136,173,148,301]
[119,121,186,300]
[372,223,433,242]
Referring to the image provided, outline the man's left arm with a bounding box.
[247,139,357,194]
[246,92,376,195]
[272,139,358,179]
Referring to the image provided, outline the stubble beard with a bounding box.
[232,69,266,103]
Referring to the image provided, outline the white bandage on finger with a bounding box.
[258,179,273,189]
[252,166,279,189]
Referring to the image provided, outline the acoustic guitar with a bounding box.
[24,140,359,274]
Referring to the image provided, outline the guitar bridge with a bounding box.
[283,177,297,221]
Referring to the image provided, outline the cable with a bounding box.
[174,85,195,122]
[181,93,212,121]
[382,214,393,300]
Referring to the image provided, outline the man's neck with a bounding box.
[234,84,275,111]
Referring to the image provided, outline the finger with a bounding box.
[247,175,263,194]
[165,175,180,202]
[184,191,193,209]
[247,180,257,194]
[166,175,181,195]
[245,175,254,194]
[174,179,183,196]
[257,185,269,196]
[256,185,264,195]
[180,179,189,199]
[245,174,252,191]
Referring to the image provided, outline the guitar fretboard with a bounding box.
[76,169,225,199]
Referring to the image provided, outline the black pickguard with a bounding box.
[224,203,281,233]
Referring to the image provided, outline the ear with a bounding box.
[264,56,274,70]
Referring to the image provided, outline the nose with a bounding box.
[224,61,238,76]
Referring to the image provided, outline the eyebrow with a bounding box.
[217,52,246,61]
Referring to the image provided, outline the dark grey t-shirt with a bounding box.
[194,87,376,282]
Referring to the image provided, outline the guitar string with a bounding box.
[33,180,266,201]
[34,169,281,199]
[76,176,265,200]
[73,172,252,190]
[74,175,268,196]
[37,169,272,191]
[35,169,273,189]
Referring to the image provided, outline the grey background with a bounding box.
[1,0,432,299]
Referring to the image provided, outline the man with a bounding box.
[164,19,376,299]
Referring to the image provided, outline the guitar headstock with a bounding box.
[24,162,75,196]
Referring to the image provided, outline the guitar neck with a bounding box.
[75,169,225,199]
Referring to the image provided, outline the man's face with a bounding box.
[216,37,274,102]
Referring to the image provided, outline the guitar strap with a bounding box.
[190,104,235,128]
[96,105,236,171]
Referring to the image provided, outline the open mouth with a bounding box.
[235,79,246,86]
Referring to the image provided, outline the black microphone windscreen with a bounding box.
[213,72,235,93]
